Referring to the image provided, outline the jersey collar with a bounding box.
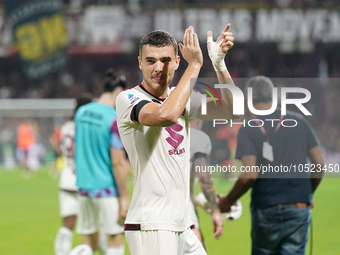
[139,84,168,102]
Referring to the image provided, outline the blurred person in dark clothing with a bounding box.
[218,76,325,255]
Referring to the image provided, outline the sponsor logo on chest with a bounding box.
[165,123,186,156]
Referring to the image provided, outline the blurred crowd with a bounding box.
[0,42,339,99]
[60,0,338,9]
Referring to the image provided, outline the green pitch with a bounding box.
[0,167,339,254]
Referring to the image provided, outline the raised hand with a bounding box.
[207,23,234,71]
[118,196,129,225]
[179,26,203,67]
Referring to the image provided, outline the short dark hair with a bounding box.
[103,68,127,92]
[73,92,93,118]
[244,76,274,104]
[139,30,178,57]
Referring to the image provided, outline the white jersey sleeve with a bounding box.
[190,128,212,160]
[116,89,150,127]
[189,128,212,202]
[60,120,75,161]
[188,90,202,120]
[59,120,77,191]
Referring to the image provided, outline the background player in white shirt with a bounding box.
[189,120,223,248]
[117,24,238,255]
[54,93,94,255]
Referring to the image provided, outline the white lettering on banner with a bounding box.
[198,9,216,41]
[218,10,232,34]
[256,9,340,43]
[0,15,11,49]
[169,10,184,40]
[184,9,198,31]
[154,10,167,33]
[82,6,125,44]
[154,8,253,42]
[233,9,252,42]
[257,9,279,42]
[313,10,327,42]
[4,6,340,51]
[281,10,300,42]
[76,8,340,44]
[154,10,183,40]
[298,10,314,42]
[328,12,340,42]
[127,15,151,38]
[66,8,340,45]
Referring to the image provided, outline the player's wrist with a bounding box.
[212,208,221,214]
[188,62,203,69]
[213,61,227,72]
[208,38,227,71]
[218,195,231,213]
[119,194,129,200]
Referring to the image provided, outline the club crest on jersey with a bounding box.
[125,93,140,104]
[165,123,185,156]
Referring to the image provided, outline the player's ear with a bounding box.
[138,56,142,70]
[175,55,180,70]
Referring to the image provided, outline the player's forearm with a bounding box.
[160,65,201,119]
[228,178,254,201]
[140,64,201,127]
[205,24,237,120]
[113,163,129,198]
[158,64,201,124]
[311,178,322,193]
[198,175,219,211]
[111,149,129,198]
[216,68,234,86]
[216,68,239,119]
[220,178,254,213]
[196,157,219,211]
[220,160,258,213]
[159,25,203,124]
